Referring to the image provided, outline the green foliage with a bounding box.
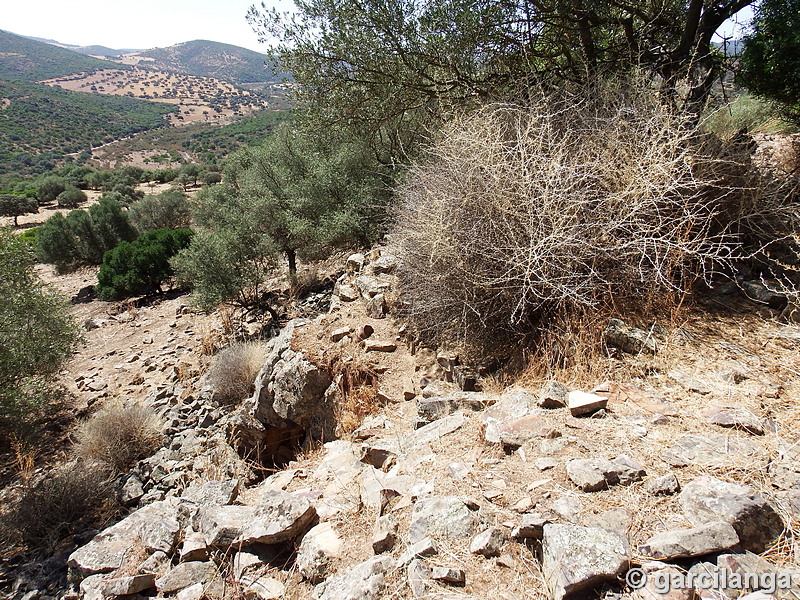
[36,176,67,203]
[37,198,137,272]
[249,0,753,156]
[0,79,175,176]
[18,226,39,249]
[0,193,37,225]
[0,30,126,82]
[173,125,388,310]
[702,93,792,138]
[129,191,191,233]
[0,228,81,419]
[738,0,800,124]
[56,186,87,208]
[96,228,193,299]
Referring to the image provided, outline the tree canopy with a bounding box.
[738,0,800,124]
[249,0,755,155]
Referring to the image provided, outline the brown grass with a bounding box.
[208,342,268,405]
[74,402,165,472]
[393,80,797,365]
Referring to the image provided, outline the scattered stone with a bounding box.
[155,561,217,594]
[347,253,366,272]
[408,496,479,544]
[364,340,397,352]
[360,438,399,469]
[448,462,471,480]
[366,294,387,319]
[432,567,467,586]
[295,522,343,583]
[241,576,286,600]
[704,406,765,435]
[498,415,553,449]
[470,527,506,557]
[372,514,398,554]
[313,555,394,600]
[568,391,608,417]
[566,455,645,492]
[180,531,209,562]
[548,495,583,524]
[536,457,559,471]
[181,479,239,505]
[541,524,629,600]
[331,327,352,342]
[119,475,144,505]
[639,522,740,559]
[397,537,438,568]
[604,318,658,354]
[539,381,569,409]
[680,476,784,553]
[177,583,205,600]
[101,574,156,596]
[357,324,375,339]
[512,514,548,540]
[337,283,360,302]
[645,473,681,496]
[634,563,696,600]
[407,559,433,598]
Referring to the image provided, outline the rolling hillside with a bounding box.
[0,30,128,81]
[125,40,280,84]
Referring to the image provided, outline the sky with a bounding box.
[3,0,294,53]
[4,1,753,55]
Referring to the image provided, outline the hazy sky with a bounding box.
[4,1,752,54]
[3,0,294,53]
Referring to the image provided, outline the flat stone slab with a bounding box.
[408,496,479,544]
[662,434,767,468]
[639,522,740,559]
[313,555,394,600]
[542,524,629,600]
[68,499,181,576]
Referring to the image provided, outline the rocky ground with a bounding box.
[4,247,800,600]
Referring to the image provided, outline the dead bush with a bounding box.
[74,402,164,472]
[393,80,798,360]
[208,342,268,404]
[0,461,115,550]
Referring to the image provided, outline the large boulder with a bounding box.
[68,499,181,577]
[248,320,334,442]
[313,556,394,600]
[541,524,629,600]
[638,522,740,560]
[680,476,784,553]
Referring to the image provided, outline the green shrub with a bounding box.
[37,197,136,272]
[129,190,191,233]
[0,193,38,226]
[0,228,81,419]
[96,227,193,299]
[56,185,87,208]
[36,175,67,203]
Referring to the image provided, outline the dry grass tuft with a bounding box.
[208,342,268,405]
[74,402,165,472]
[393,80,797,364]
[0,460,115,551]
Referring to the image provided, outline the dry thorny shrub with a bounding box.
[0,460,116,551]
[208,342,268,405]
[74,402,165,473]
[393,81,798,364]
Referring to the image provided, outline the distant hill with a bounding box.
[128,40,280,84]
[0,30,127,81]
[24,35,140,57]
[0,78,175,175]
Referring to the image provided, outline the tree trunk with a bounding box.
[286,248,297,276]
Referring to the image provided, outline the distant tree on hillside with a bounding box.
[0,194,38,226]
[56,186,87,208]
[36,176,67,204]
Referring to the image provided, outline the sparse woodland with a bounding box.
[1,1,800,599]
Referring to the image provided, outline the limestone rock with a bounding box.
[634,563,696,600]
[407,559,433,598]
[68,499,181,576]
[568,391,608,417]
[101,573,156,596]
[313,555,394,600]
[639,522,740,559]
[662,434,766,469]
[704,406,765,436]
[432,567,467,586]
[512,514,549,540]
[366,294,388,319]
[156,561,217,594]
[240,576,286,600]
[297,522,343,583]
[408,496,479,544]
[566,455,645,492]
[180,531,209,562]
[181,479,239,506]
[372,514,398,554]
[539,381,569,409]
[541,524,629,600]
[470,526,506,557]
[238,489,317,545]
[645,473,681,496]
[680,476,784,553]
[604,318,658,354]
